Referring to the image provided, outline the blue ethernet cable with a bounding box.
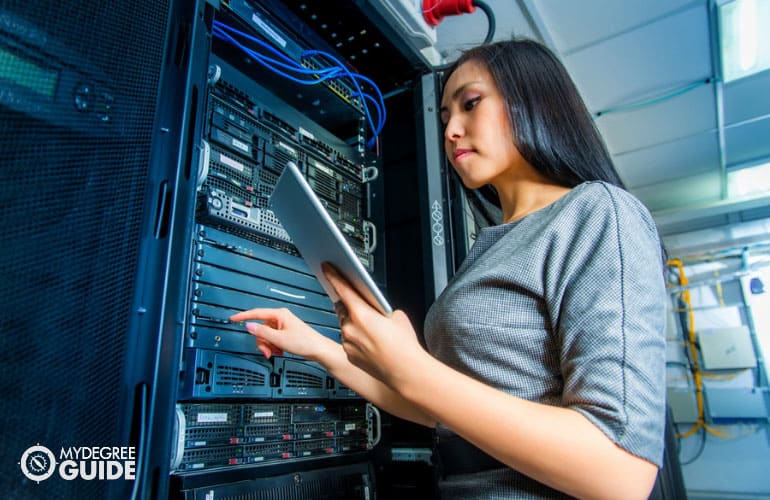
[213,20,386,149]
[302,49,386,148]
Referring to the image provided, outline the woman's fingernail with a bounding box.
[245,322,258,334]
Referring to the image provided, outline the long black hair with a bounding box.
[443,39,625,213]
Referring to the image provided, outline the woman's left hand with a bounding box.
[322,263,428,389]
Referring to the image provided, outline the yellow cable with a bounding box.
[713,268,726,307]
[666,259,732,440]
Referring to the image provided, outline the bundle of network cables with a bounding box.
[212,20,386,150]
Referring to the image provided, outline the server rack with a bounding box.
[0,1,209,499]
[165,1,463,498]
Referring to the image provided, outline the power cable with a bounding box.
[472,0,496,44]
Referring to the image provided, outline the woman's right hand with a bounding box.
[229,307,331,360]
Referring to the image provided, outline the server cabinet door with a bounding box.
[0,1,209,498]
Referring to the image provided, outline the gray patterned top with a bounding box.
[424,181,667,498]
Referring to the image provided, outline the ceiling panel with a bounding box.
[536,0,699,53]
[661,214,733,237]
[662,216,770,249]
[632,169,722,212]
[723,71,770,126]
[560,4,712,112]
[615,130,719,187]
[655,196,770,238]
[725,117,770,166]
[595,83,716,154]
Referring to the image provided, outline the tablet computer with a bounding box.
[269,161,393,315]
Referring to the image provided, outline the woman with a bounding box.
[231,39,667,499]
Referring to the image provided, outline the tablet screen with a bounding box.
[269,162,393,315]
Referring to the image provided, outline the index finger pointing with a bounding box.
[229,308,281,324]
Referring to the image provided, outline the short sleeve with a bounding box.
[549,184,667,466]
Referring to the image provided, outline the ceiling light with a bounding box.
[727,161,770,198]
[719,0,770,82]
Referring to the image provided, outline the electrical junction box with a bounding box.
[667,387,699,423]
[697,326,757,370]
[705,387,769,420]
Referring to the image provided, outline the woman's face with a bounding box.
[440,60,524,190]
